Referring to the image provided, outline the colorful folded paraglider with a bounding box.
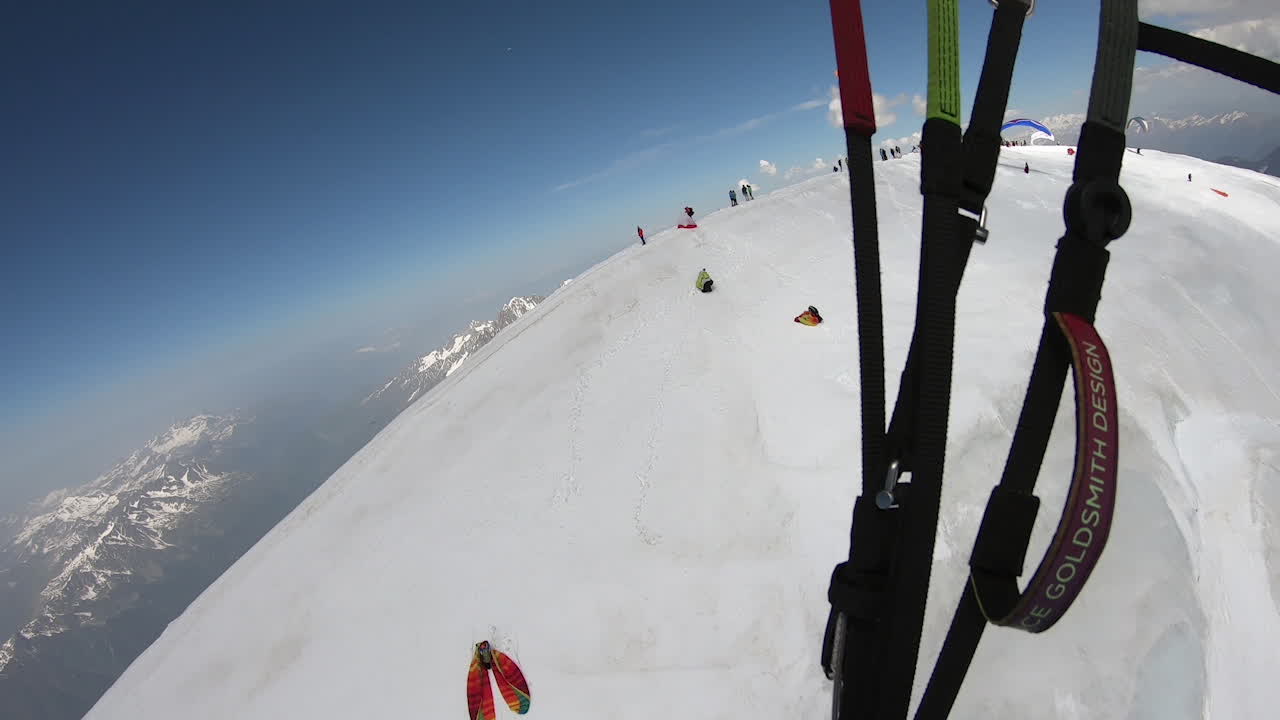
[467,641,531,720]
[794,305,823,326]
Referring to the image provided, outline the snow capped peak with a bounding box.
[1,416,247,677]
[504,296,537,318]
[145,414,238,456]
[363,295,544,407]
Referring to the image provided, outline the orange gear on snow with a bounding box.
[794,306,823,326]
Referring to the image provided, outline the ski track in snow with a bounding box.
[85,149,1280,720]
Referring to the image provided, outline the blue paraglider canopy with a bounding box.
[1000,118,1056,144]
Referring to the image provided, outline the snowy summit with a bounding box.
[87,148,1280,719]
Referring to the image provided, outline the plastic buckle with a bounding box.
[875,459,903,509]
[989,0,1035,17]
[1065,178,1131,247]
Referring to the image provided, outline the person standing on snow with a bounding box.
[880,148,888,161]
[1023,161,1030,174]
[745,184,753,200]
[729,189,738,207]
[637,226,645,245]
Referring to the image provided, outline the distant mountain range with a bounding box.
[364,296,540,409]
[1033,110,1280,177]
[0,295,543,719]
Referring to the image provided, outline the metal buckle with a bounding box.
[989,0,1035,17]
[875,459,903,510]
[958,204,990,244]
[975,205,989,243]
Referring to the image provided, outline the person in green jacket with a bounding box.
[696,269,714,293]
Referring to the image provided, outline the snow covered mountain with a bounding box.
[0,295,555,720]
[1038,110,1278,169]
[84,149,1280,719]
[0,414,268,717]
[0,415,243,663]
[363,295,543,409]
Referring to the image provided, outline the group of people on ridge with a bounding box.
[730,183,754,207]
[880,145,909,161]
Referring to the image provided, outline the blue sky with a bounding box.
[3,0,1276,509]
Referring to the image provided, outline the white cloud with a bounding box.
[791,98,827,111]
[639,125,677,138]
[717,113,779,137]
[829,86,910,128]
[554,142,676,192]
[1190,17,1280,60]
[355,341,401,354]
[813,157,827,169]
[759,159,778,176]
[715,95,829,138]
[873,93,905,127]
[1139,0,1276,22]
[912,94,927,116]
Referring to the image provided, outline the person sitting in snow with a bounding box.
[684,206,694,219]
[696,269,714,293]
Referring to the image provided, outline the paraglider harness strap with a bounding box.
[912,2,1139,716]
[957,0,1033,244]
[1137,22,1280,95]
[823,2,1035,719]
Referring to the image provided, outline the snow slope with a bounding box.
[87,147,1280,720]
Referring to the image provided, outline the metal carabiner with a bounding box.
[875,459,903,510]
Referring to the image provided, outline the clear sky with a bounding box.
[3,0,1276,510]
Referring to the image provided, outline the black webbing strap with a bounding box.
[822,3,893,718]
[877,112,962,719]
[914,2,1137,717]
[1138,22,1280,95]
[883,0,1030,472]
[824,2,1031,718]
